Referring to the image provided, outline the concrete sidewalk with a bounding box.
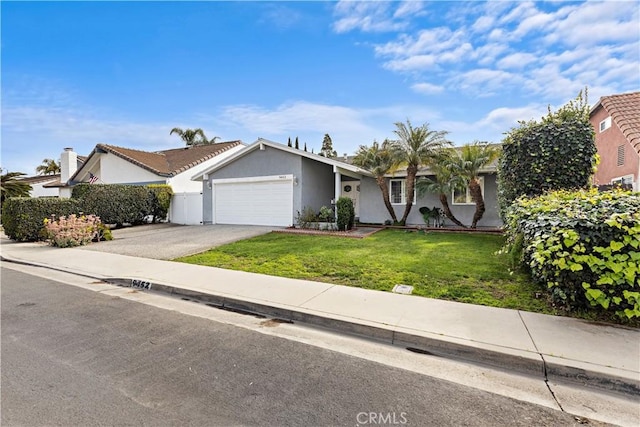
[1,238,638,397]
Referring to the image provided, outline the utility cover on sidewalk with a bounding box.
[392,284,413,295]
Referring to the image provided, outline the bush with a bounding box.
[72,184,151,226]
[43,214,106,248]
[504,188,640,320]
[147,184,173,223]
[1,198,83,242]
[336,197,355,231]
[296,206,318,229]
[497,90,597,220]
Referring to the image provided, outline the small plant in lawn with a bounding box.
[44,214,109,248]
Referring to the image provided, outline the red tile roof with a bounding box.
[596,91,640,155]
[94,141,243,177]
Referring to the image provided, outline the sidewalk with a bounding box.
[1,238,638,397]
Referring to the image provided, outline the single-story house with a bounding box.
[18,156,86,198]
[590,91,640,191]
[49,141,244,224]
[193,138,502,228]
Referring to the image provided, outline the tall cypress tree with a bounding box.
[287,137,292,147]
[295,137,299,149]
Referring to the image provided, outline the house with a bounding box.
[51,142,244,224]
[590,91,640,190]
[19,156,86,198]
[193,138,502,228]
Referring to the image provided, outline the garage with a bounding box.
[212,175,293,226]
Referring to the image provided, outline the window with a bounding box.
[389,179,415,204]
[452,177,484,205]
[617,145,625,166]
[599,117,611,132]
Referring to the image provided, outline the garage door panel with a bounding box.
[214,178,293,226]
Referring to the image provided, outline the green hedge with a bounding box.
[147,184,173,223]
[72,184,152,226]
[504,188,640,320]
[1,198,83,242]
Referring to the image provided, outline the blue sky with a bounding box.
[2,1,639,174]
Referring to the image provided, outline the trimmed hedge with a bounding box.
[504,189,640,320]
[1,198,83,242]
[72,184,152,226]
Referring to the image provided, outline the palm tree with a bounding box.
[1,170,31,204]
[416,150,467,228]
[35,158,61,175]
[352,140,398,223]
[449,142,500,228]
[170,127,209,146]
[390,120,450,224]
[209,136,221,144]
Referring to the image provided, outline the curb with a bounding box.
[3,255,638,397]
[105,276,640,397]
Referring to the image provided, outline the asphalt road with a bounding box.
[2,267,594,427]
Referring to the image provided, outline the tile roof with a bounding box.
[95,141,243,177]
[596,91,640,155]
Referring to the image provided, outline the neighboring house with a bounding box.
[590,91,640,191]
[20,156,87,198]
[49,142,244,225]
[193,138,502,228]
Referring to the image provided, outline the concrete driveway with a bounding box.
[80,223,277,260]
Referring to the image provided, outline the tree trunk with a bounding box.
[438,193,466,228]
[400,166,417,224]
[376,176,398,223]
[469,178,485,228]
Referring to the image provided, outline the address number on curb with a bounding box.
[131,279,152,290]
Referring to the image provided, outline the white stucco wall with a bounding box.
[170,144,245,192]
[99,153,162,184]
[30,180,60,198]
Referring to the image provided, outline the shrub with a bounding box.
[497,90,597,220]
[147,184,173,223]
[318,205,334,222]
[43,214,105,248]
[296,206,318,229]
[72,183,151,226]
[1,198,83,242]
[336,197,355,231]
[504,188,640,320]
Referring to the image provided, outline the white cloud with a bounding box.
[332,1,411,33]
[411,82,444,95]
[496,52,538,69]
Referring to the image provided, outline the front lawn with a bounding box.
[175,230,553,314]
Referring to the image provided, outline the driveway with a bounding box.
[80,223,276,260]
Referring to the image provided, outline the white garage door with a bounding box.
[213,176,293,226]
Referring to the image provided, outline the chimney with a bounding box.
[343,153,348,161]
[60,147,78,184]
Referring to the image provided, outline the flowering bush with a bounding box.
[44,214,110,248]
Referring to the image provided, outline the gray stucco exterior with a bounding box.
[202,145,336,224]
[199,139,502,228]
[358,173,502,227]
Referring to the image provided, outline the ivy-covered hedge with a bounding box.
[72,184,152,226]
[504,189,640,320]
[1,198,83,241]
[497,91,597,220]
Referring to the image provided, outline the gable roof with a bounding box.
[193,138,372,180]
[70,141,243,182]
[18,174,61,185]
[592,91,640,155]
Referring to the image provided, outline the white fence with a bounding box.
[170,192,202,225]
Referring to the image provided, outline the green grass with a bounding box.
[175,229,554,314]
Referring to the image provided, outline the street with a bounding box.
[1,266,603,426]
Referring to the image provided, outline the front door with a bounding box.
[341,181,360,218]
